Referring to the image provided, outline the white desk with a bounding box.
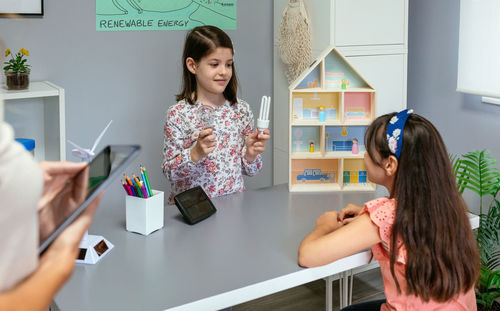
[54,184,480,310]
[54,184,376,310]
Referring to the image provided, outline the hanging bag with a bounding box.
[278,0,312,83]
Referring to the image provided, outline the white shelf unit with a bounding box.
[273,0,408,185]
[288,47,376,192]
[1,81,66,162]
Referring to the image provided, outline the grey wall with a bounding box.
[408,0,500,212]
[0,1,273,211]
[3,0,497,214]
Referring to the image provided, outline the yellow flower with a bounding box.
[4,47,31,72]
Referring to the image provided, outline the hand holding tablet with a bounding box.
[38,162,90,244]
[38,145,141,254]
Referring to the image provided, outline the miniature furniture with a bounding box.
[1,81,66,161]
[273,0,408,185]
[289,46,376,192]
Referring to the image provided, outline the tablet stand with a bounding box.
[76,231,114,264]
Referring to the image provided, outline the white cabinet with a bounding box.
[273,0,408,185]
[333,0,406,46]
[1,81,66,162]
[306,0,407,51]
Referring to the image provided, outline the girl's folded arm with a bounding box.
[298,213,381,268]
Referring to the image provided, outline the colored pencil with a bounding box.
[124,174,133,186]
[126,184,134,196]
[130,178,142,198]
[141,166,153,197]
[141,171,151,197]
[129,183,137,196]
[141,185,149,198]
[121,180,132,196]
[132,174,141,186]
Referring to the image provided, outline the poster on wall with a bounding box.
[96,0,236,31]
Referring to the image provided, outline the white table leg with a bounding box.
[326,271,353,311]
[349,270,354,305]
[338,272,346,309]
[325,275,334,311]
[343,271,349,307]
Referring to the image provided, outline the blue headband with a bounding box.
[386,109,413,159]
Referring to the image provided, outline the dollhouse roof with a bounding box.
[288,46,374,90]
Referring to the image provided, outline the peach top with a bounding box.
[361,198,477,311]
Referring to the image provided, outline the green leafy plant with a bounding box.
[452,149,500,309]
[3,48,31,72]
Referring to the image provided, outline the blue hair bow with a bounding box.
[386,109,413,159]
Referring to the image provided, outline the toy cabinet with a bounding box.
[289,47,375,192]
[273,0,408,186]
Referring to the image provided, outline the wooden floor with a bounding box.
[234,269,386,311]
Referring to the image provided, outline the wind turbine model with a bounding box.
[67,120,113,163]
[67,120,114,264]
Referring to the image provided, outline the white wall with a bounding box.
[408,0,500,213]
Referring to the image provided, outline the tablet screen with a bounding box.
[38,145,140,253]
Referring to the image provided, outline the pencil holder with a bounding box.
[125,190,164,236]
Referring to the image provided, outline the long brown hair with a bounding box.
[365,113,479,302]
[176,25,238,105]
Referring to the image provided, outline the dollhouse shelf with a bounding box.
[291,152,323,159]
[290,183,376,193]
[290,183,342,192]
[324,152,365,159]
[342,183,376,192]
[292,120,372,126]
[288,47,376,192]
[292,120,342,126]
[293,87,375,93]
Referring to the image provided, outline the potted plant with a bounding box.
[3,48,31,90]
[452,149,500,310]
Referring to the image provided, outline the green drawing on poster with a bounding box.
[96,0,237,31]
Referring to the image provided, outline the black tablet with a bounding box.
[38,145,140,254]
[174,186,216,225]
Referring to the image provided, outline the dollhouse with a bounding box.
[289,46,376,192]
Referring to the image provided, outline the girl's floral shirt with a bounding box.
[162,99,262,204]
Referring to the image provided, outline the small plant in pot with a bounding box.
[452,150,500,310]
[3,48,31,90]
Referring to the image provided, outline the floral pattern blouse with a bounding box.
[162,99,263,204]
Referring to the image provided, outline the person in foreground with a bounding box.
[0,111,103,310]
[0,33,103,311]
[298,109,479,310]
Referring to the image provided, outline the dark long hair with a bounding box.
[365,113,479,302]
[176,25,238,105]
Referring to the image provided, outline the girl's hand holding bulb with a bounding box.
[244,128,270,163]
[245,95,271,163]
[191,128,216,163]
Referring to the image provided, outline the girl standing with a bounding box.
[162,26,270,203]
[299,110,479,310]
